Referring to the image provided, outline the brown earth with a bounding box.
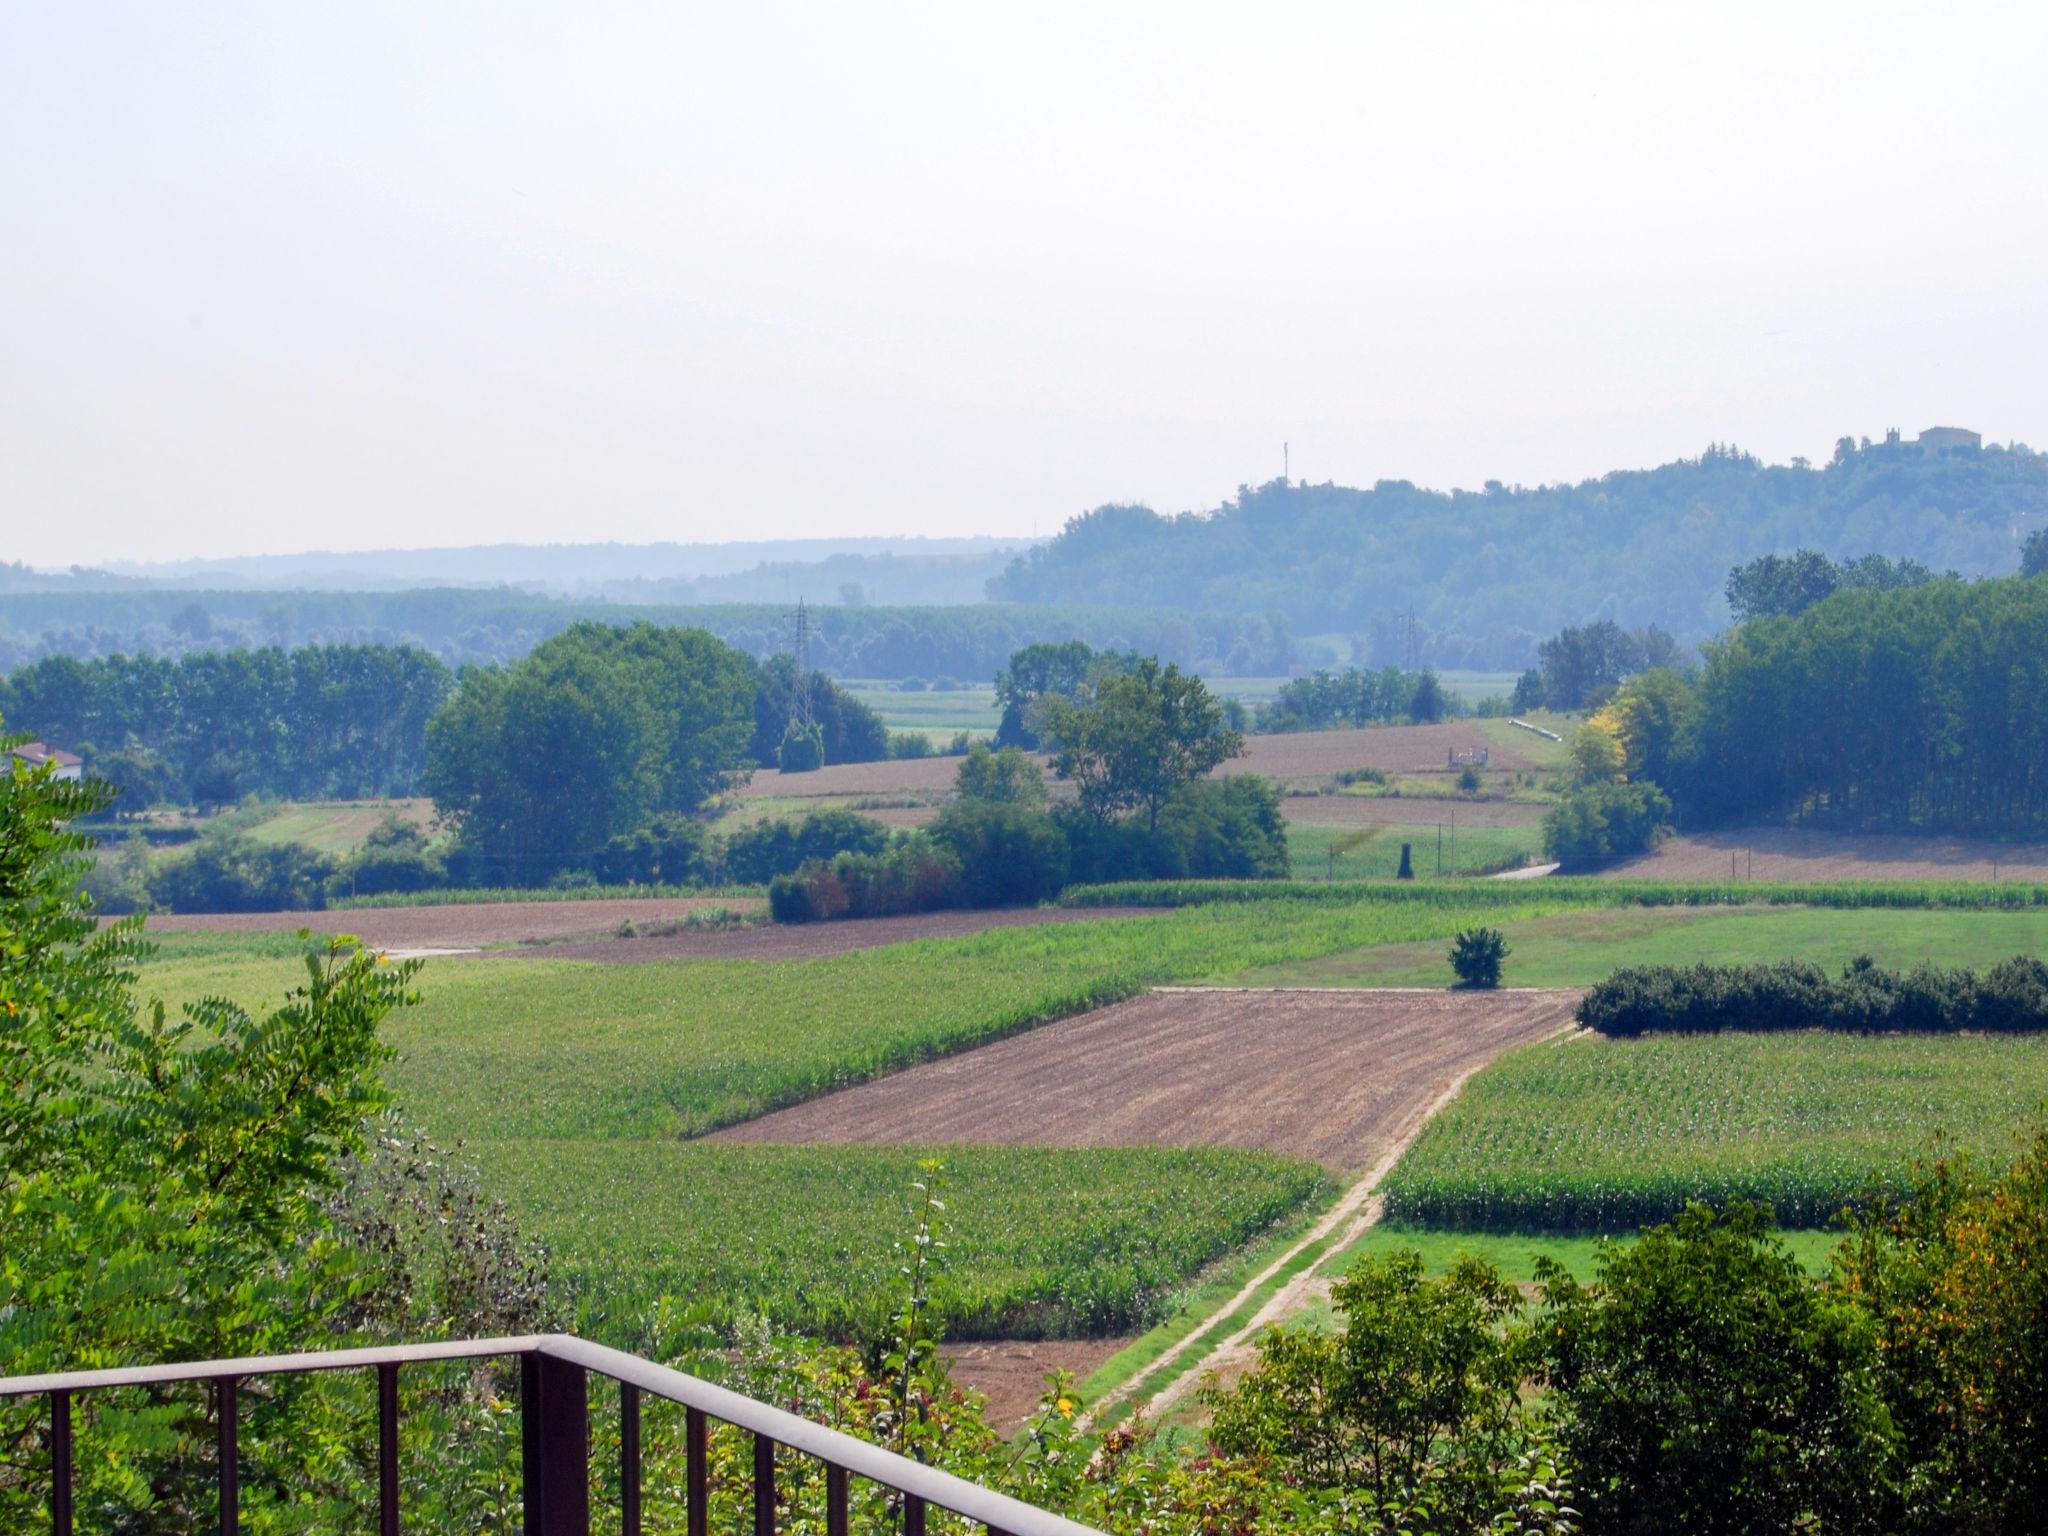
[1602,828,2048,883]
[939,1338,1131,1435]
[139,897,763,951]
[1279,793,1548,828]
[1236,723,1537,782]
[739,756,968,800]
[713,987,1581,1171]
[519,904,1161,962]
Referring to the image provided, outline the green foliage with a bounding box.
[1578,954,2048,1036]
[1542,782,1671,867]
[592,814,710,886]
[721,807,889,885]
[0,643,452,805]
[1725,546,1941,622]
[0,725,426,1529]
[1383,1030,2048,1231]
[928,799,1071,906]
[148,829,338,911]
[1538,621,1681,711]
[993,638,1103,749]
[953,741,1047,806]
[1834,1128,2048,1533]
[1449,927,1510,989]
[1205,1251,1538,1532]
[776,719,825,772]
[748,653,887,766]
[1408,669,1450,724]
[2024,525,2048,578]
[1257,665,1444,732]
[1045,656,1244,829]
[1537,1203,1889,1536]
[425,621,757,880]
[1679,574,2048,833]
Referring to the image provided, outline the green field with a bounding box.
[134,893,1585,1337]
[1382,1029,2048,1231]
[841,679,1001,742]
[497,1141,1326,1339]
[1236,901,2048,987]
[1286,821,1544,882]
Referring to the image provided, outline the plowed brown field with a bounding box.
[1235,724,1537,782]
[714,987,1581,1170]
[1603,828,2048,882]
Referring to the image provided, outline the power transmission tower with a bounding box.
[790,598,816,736]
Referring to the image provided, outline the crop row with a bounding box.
[1381,1030,2048,1232]
[479,1140,1330,1340]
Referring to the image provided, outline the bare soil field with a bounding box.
[1603,828,2048,882]
[714,987,1581,1171]
[140,897,763,951]
[1280,793,1548,828]
[525,904,1160,962]
[940,1338,1130,1434]
[738,756,969,800]
[1236,723,1539,783]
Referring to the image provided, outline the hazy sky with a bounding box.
[7,2,2046,567]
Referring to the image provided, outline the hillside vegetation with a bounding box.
[994,437,2048,665]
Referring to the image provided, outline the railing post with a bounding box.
[686,1407,708,1536]
[49,1389,72,1536]
[620,1382,641,1536]
[753,1433,776,1536]
[378,1361,401,1536]
[522,1352,590,1536]
[216,1375,239,1536]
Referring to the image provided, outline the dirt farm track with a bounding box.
[715,987,1582,1171]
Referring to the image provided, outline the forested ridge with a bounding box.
[994,436,2048,664]
[0,590,1290,679]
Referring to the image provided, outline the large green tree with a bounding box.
[1043,657,1243,829]
[425,622,757,878]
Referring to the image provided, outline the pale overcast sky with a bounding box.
[6,2,2046,567]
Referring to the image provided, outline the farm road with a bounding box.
[712,987,1581,1171]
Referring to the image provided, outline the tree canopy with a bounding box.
[425,622,757,879]
[1043,657,1245,829]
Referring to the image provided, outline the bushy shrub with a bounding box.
[1578,955,2048,1036]
[722,808,888,884]
[593,815,709,886]
[777,721,824,773]
[771,837,962,922]
[1542,780,1672,868]
[1449,927,1509,989]
[954,742,1046,807]
[928,800,1069,907]
[1155,777,1290,879]
[337,843,447,898]
[148,832,336,912]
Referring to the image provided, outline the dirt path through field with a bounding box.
[715,987,1579,1167]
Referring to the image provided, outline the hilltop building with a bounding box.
[1883,425,1981,455]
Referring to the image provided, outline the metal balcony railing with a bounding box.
[0,1333,1104,1536]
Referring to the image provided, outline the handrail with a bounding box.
[0,1333,1105,1536]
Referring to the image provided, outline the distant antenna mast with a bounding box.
[1284,441,1290,484]
[790,597,816,736]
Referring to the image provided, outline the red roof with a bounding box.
[11,741,83,769]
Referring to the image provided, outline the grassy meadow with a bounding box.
[1285,821,1545,881]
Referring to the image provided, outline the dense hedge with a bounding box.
[1580,956,2048,1036]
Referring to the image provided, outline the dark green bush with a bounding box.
[593,815,709,886]
[722,809,888,884]
[1578,955,2048,1036]
[1449,927,1509,989]
[928,800,1069,907]
[148,832,336,912]
[1542,780,1672,867]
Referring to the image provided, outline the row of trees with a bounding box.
[0,644,454,803]
[1255,665,1455,731]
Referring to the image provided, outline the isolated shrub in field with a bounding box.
[1449,927,1510,989]
[767,872,819,923]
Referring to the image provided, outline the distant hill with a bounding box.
[96,535,1033,598]
[991,434,2048,666]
